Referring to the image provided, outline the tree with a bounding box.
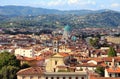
[95,66,104,77]
[0,51,20,79]
[0,66,19,79]
[107,46,117,57]
[89,38,100,48]
[0,51,20,69]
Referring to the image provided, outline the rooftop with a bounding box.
[17,67,44,75]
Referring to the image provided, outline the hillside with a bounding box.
[0,6,120,28]
[0,6,113,16]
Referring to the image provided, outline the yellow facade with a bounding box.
[46,53,65,72]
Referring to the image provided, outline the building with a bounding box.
[62,25,72,42]
[17,67,88,79]
[17,53,88,79]
[105,36,120,44]
[15,48,34,58]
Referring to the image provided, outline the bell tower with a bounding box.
[53,38,59,53]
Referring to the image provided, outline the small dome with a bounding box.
[71,36,77,41]
[64,25,71,32]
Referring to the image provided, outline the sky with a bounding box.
[0,0,120,11]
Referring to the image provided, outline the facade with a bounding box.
[44,72,87,79]
[17,67,88,79]
[104,58,120,77]
[105,67,120,77]
[105,36,120,44]
[45,53,66,72]
[15,48,34,58]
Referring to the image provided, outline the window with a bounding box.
[105,62,108,64]
[109,74,112,77]
[38,76,41,79]
[54,49,57,52]
[69,77,71,79]
[118,73,120,77]
[115,73,118,77]
[75,77,78,79]
[30,54,32,56]
[51,77,54,79]
[22,76,25,79]
[30,76,33,79]
[81,77,84,79]
[55,61,58,65]
[119,62,120,65]
[109,63,111,65]
[54,68,56,72]
[63,77,65,79]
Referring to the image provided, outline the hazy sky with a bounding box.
[0,0,120,11]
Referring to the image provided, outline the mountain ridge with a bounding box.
[0,5,120,28]
[0,5,119,16]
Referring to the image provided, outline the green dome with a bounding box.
[71,36,77,41]
[64,25,71,32]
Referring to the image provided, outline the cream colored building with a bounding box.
[105,36,120,44]
[15,48,34,58]
[59,45,72,53]
[40,34,50,40]
[45,53,65,72]
[17,67,88,79]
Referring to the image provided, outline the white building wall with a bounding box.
[87,60,97,65]
[104,69,109,77]
[15,48,34,58]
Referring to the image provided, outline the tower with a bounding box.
[53,38,59,53]
[62,25,72,41]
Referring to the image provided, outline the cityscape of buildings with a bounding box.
[0,25,120,79]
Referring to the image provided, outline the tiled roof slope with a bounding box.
[17,67,44,75]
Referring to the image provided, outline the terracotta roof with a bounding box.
[17,67,44,75]
[34,56,45,61]
[76,63,97,67]
[107,67,120,73]
[99,63,107,67]
[59,53,70,57]
[103,57,120,62]
[90,76,120,79]
[17,56,34,61]
[89,73,120,79]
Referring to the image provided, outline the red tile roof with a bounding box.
[107,67,120,73]
[17,67,44,75]
[77,63,97,67]
[59,53,70,57]
[17,56,34,61]
[89,73,120,79]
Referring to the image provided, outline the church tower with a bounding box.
[53,38,59,53]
